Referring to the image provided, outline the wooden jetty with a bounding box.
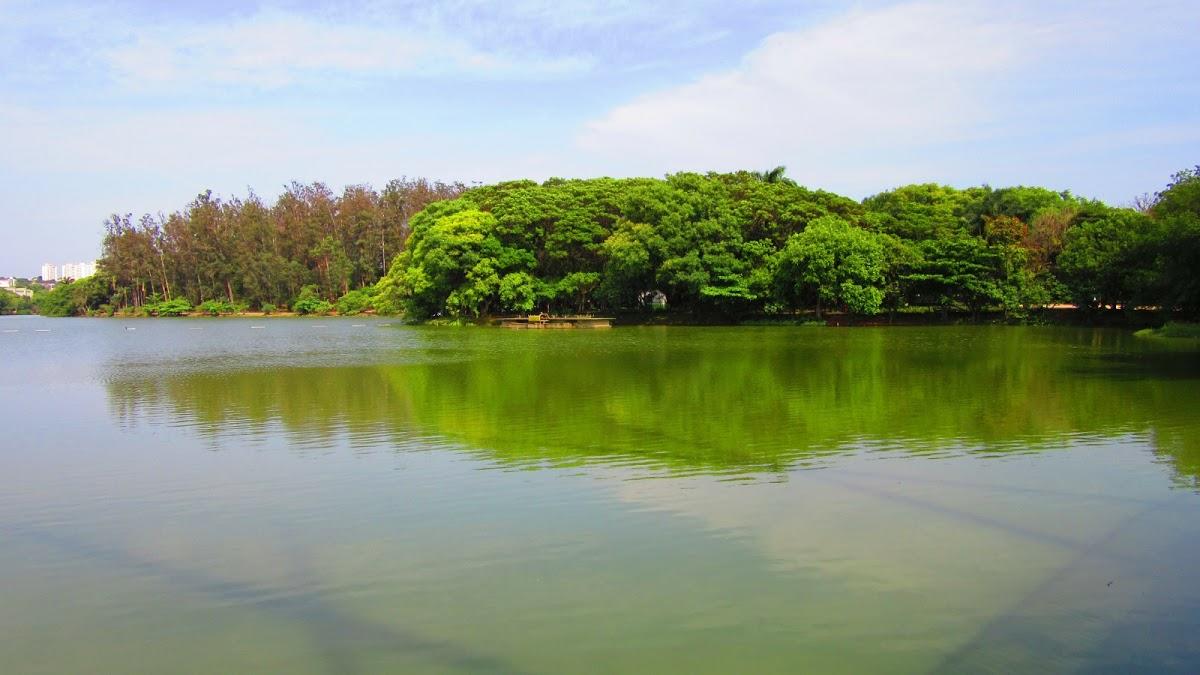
[495,314,613,329]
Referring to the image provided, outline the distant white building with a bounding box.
[41,261,97,281]
[0,277,14,288]
[61,261,97,280]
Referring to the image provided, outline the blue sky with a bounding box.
[1,0,1197,276]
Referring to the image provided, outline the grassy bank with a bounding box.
[1135,322,1200,340]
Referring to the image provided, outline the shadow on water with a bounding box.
[104,327,1200,486]
[1075,350,1200,381]
[930,499,1200,673]
[2,523,524,674]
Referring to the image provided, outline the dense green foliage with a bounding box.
[376,168,1200,320]
[292,285,334,315]
[775,216,886,317]
[335,288,375,315]
[0,291,14,314]
[196,299,245,316]
[90,166,1200,321]
[145,297,193,317]
[37,276,111,317]
[0,290,18,314]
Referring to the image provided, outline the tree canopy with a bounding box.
[87,167,1200,321]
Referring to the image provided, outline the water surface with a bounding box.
[2,317,1199,673]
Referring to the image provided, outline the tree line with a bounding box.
[47,166,1200,320]
[54,178,465,317]
[375,167,1199,320]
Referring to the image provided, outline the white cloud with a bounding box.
[371,0,745,40]
[577,0,1200,193]
[577,2,1042,185]
[101,8,588,89]
[0,103,311,172]
[2,0,784,91]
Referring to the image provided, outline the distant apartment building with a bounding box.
[0,277,15,288]
[61,261,97,280]
[41,261,98,281]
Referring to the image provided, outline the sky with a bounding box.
[1,0,1197,277]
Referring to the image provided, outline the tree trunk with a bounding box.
[380,222,387,274]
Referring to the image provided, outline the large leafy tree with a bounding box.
[1143,167,1200,316]
[598,221,660,308]
[1057,208,1157,311]
[774,216,887,317]
[377,207,536,318]
[902,236,1005,318]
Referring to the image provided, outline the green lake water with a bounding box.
[2,317,1199,673]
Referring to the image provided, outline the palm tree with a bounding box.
[752,165,795,185]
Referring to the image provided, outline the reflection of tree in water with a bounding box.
[1153,427,1200,490]
[105,328,1200,484]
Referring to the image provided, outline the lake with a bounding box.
[2,317,1199,673]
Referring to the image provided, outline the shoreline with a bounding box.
[17,307,1182,329]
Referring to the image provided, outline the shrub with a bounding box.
[335,289,374,315]
[294,298,333,315]
[260,302,277,315]
[154,297,193,317]
[197,300,223,316]
[193,297,235,314]
[293,285,333,315]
